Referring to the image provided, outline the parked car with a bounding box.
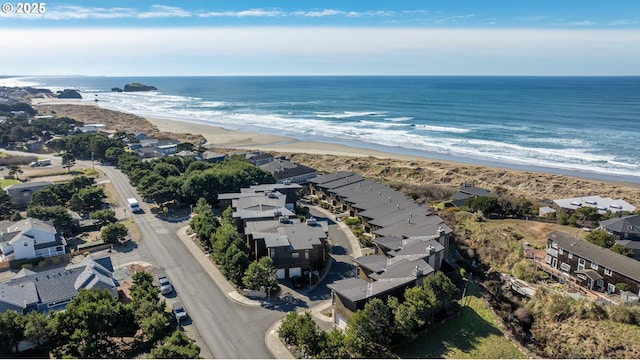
[172,302,188,322]
[291,276,304,289]
[158,276,173,295]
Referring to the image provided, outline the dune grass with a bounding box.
[395,281,526,359]
[1,178,21,188]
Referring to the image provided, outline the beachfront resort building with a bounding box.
[308,171,453,328]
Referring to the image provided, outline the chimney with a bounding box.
[407,217,411,224]
[378,191,382,197]
[366,282,373,297]
[438,226,446,244]
[409,211,413,218]
[388,196,391,203]
[396,203,400,210]
[401,238,406,246]
[369,185,373,191]
[414,265,423,278]
[427,245,435,254]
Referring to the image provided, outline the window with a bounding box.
[578,258,585,270]
[560,262,571,272]
[292,252,299,259]
[551,241,558,249]
[568,252,573,259]
[545,254,552,264]
[23,241,29,246]
[559,248,564,255]
[305,250,309,260]
[604,267,612,276]
[269,248,275,258]
[608,283,616,294]
[591,261,599,270]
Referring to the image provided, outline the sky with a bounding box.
[1,1,640,76]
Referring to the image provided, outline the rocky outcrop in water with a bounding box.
[123,83,157,92]
[57,89,82,99]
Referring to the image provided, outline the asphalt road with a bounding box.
[98,164,284,359]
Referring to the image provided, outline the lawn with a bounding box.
[395,281,526,359]
[1,178,21,188]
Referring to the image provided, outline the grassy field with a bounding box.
[395,281,526,359]
[1,178,21,188]
[475,218,585,248]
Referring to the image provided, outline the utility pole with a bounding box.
[91,152,95,171]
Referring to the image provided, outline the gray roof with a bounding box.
[0,281,38,312]
[370,258,433,281]
[354,254,389,272]
[553,196,636,214]
[308,171,354,186]
[600,215,640,236]
[260,160,317,181]
[367,206,433,228]
[549,231,640,281]
[374,236,406,252]
[2,255,117,312]
[263,233,290,248]
[390,238,444,258]
[328,277,415,303]
[5,181,53,191]
[331,180,386,199]
[458,185,492,197]
[373,217,449,238]
[278,222,327,250]
[318,175,366,192]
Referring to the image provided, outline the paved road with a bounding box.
[98,164,286,358]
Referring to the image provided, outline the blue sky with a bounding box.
[2,1,640,75]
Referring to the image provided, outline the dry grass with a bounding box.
[281,153,640,206]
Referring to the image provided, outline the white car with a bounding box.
[158,276,173,295]
[172,302,188,322]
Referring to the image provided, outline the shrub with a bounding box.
[615,283,631,292]
[344,217,361,226]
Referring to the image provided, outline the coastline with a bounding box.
[32,99,640,205]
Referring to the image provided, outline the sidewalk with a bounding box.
[265,299,333,359]
[176,226,261,306]
[309,204,363,258]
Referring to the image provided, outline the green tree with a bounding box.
[585,229,615,248]
[466,196,502,215]
[48,289,127,359]
[62,152,76,173]
[192,197,211,215]
[387,296,421,343]
[0,188,16,220]
[90,209,118,227]
[103,146,125,164]
[7,165,23,180]
[319,327,348,359]
[101,223,128,243]
[0,310,24,356]
[149,330,201,359]
[28,187,62,207]
[610,243,635,257]
[26,205,72,231]
[23,311,50,350]
[344,307,392,358]
[222,244,250,285]
[69,186,106,213]
[221,206,234,224]
[212,223,243,262]
[242,257,278,291]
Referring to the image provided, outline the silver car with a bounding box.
[158,276,173,295]
[172,302,187,322]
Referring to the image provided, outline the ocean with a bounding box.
[2,76,639,183]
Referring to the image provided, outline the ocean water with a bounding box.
[2,76,639,182]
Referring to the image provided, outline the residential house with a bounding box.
[553,195,636,215]
[539,206,556,218]
[133,138,179,158]
[246,152,274,166]
[445,183,493,208]
[546,231,640,295]
[4,181,53,209]
[217,183,302,211]
[201,151,227,163]
[0,218,67,262]
[0,255,118,314]
[600,215,640,260]
[259,159,318,184]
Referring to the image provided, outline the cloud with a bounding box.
[2,27,639,76]
[199,8,284,18]
[570,20,596,26]
[610,19,640,26]
[138,5,191,19]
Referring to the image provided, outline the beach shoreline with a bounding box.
[31,99,640,205]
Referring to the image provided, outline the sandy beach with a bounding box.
[32,100,640,205]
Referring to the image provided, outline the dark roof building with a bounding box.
[260,159,318,184]
[0,255,118,314]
